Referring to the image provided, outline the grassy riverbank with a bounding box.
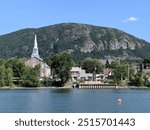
[0,81,73,90]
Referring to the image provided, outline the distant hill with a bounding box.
[0,23,150,60]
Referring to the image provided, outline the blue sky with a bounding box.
[0,0,150,42]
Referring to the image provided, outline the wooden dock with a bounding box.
[79,83,117,89]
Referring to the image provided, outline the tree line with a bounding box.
[0,59,41,87]
[0,52,150,87]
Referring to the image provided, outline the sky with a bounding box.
[0,0,150,42]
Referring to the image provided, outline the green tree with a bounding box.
[50,52,74,86]
[5,59,26,78]
[105,59,110,68]
[112,62,128,84]
[21,67,41,87]
[129,65,135,80]
[0,59,5,66]
[5,59,27,86]
[0,65,5,87]
[81,59,104,73]
[130,72,144,87]
[5,68,13,86]
[110,60,120,69]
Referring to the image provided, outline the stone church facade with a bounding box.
[25,34,51,79]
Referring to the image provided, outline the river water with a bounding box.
[0,88,150,113]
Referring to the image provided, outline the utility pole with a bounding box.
[141,63,144,80]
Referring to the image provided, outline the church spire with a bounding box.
[31,34,40,59]
[34,34,38,49]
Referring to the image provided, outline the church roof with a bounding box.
[32,56,43,61]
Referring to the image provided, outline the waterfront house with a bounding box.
[71,67,107,82]
[71,67,93,81]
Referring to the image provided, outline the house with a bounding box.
[71,67,107,82]
[71,67,93,81]
[103,68,112,79]
[96,74,105,81]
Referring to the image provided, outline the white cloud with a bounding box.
[123,17,139,23]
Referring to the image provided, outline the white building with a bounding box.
[71,67,86,81]
[71,67,106,82]
[96,74,105,81]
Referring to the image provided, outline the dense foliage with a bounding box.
[49,52,74,86]
[0,59,13,87]
[81,58,104,73]
[110,61,135,85]
[0,52,74,87]
[0,58,41,87]
[21,67,41,87]
[0,23,150,61]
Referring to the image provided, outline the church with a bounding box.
[25,34,51,79]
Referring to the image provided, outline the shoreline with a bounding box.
[117,86,150,89]
[0,86,150,90]
[0,86,72,90]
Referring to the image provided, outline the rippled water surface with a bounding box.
[0,88,150,113]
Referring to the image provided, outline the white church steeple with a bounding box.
[31,34,40,59]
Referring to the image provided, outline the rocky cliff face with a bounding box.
[0,23,149,60]
[43,23,144,53]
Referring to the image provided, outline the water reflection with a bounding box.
[0,88,150,113]
[51,88,72,93]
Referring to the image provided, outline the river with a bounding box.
[0,88,150,113]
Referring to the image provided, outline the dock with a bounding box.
[78,81,117,89]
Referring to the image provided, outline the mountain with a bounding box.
[0,23,150,60]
